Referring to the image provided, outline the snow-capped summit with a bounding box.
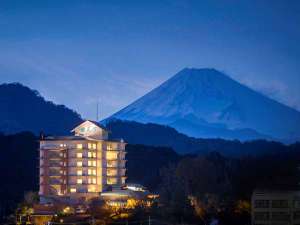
[107,68,300,141]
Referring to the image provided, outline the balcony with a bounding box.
[49,178,63,185]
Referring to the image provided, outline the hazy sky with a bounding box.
[1,0,300,119]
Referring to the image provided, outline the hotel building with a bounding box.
[252,189,300,225]
[39,120,126,201]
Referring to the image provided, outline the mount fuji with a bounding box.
[106,68,300,142]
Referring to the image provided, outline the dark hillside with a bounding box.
[0,83,82,135]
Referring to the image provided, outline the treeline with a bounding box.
[127,144,300,224]
[0,132,39,222]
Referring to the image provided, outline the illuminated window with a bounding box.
[88,152,96,158]
[77,179,82,184]
[88,143,92,149]
[107,161,117,167]
[77,152,82,158]
[88,178,96,184]
[107,178,117,185]
[77,170,82,176]
[88,186,96,192]
[70,188,76,193]
[77,144,83,149]
[93,143,97,149]
[88,169,96,175]
[107,169,117,176]
[77,161,83,167]
[88,160,96,167]
[106,151,118,160]
[107,145,113,150]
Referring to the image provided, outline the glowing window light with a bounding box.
[77,170,82,176]
[77,161,83,167]
[88,178,96,184]
[77,152,82,158]
[107,178,117,185]
[88,151,96,158]
[88,169,96,175]
[106,152,118,160]
[70,188,76,193]
[107,169,117,176]
[77,179,82,184]
[77,144,83,149]
[88,186,96,192]
[88,160,96,166]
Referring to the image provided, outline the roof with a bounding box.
[71,120,107,132]
[101,190,132,198]
[42,120,126,142]
[43,136,87,141]
[86,120,108,130]
[125,183,146,189]
[43,135,124,142]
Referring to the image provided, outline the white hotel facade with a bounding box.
[39,120,126,201]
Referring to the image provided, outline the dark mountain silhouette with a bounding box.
[0,83,82,135]
[106,119,295,156]
[107,68,300,142]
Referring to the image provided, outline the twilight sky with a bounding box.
[0,0,300,119]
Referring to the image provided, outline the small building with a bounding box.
[39,120,126,203]
[100,184,155,209]
[251,189,300,225]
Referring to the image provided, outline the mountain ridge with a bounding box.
[106,119,298,156]
[0,82,82,135]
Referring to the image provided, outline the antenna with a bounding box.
[96,100,99,121]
